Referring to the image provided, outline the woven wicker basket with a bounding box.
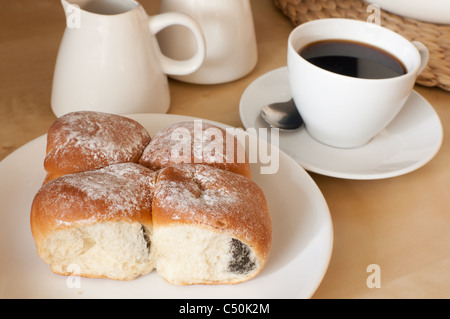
[273,0,450,91]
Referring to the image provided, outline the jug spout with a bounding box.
[61,0,89,19]
[61,0,69,13]
[61,0,88,29]
[61,0,87,14]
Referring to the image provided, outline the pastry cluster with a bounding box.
[30,111,272,285]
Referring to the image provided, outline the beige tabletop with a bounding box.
[1,0,449,299]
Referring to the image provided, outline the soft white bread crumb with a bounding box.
[41,222,154,281]
[154,225,259,285]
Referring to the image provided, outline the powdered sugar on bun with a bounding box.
[139,121,251,179]
[152,164,272,261]
[31,163,156,245]
[44,111,151,180]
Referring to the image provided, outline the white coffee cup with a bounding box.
[287,18,429,148]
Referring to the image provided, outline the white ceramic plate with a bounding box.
[239,67,443,180]
[365,0,450,25]
[0,114,332,299]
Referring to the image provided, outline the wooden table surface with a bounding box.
[1,0,449,299]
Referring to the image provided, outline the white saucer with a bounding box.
[239,67,443,180]
[0,114,332,299]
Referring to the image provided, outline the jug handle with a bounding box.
[149,13,206,76]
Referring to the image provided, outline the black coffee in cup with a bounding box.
[299,40,407,79]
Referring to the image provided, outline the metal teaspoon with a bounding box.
[260,98,303,131]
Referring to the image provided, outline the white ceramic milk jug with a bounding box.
[51,0,206,117]
[157,0,258,84]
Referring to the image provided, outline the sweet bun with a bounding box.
[30,163,157,280]
[43,111,151,183]
[152,164,272,285]
[139,121,251,179]
[31,113,272,285]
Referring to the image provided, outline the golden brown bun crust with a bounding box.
[43,111,151,182]
[30,163,156,247]
[152,164,272,263]
[139,121,251,179]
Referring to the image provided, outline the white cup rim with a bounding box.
[288,18,422,82]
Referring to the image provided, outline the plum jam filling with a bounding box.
[228,238,256,274]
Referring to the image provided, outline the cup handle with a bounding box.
[149,12,206,76]
[412,41,429,75]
